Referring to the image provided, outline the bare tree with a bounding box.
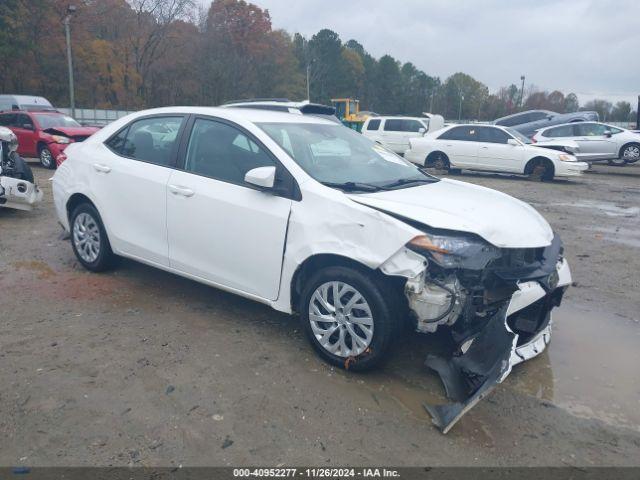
[128,0,195,102]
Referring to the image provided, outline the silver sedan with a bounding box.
[532,122,640,165]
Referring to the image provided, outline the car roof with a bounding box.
[368,116,428,120]
[536,120,604,132]
[119,106,337,125]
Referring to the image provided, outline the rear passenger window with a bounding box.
[544,125,575,137]
[438,126,477,141]
[106,116,183,166]
[402,120,424,132]
[384,119,403,131]
[366,119,381,131]
[184,118,275,185]
[0,114,15,126]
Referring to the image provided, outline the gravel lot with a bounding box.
[1,162,639,467]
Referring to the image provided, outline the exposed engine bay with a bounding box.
[0,126,43,211]
[382,226,571,433]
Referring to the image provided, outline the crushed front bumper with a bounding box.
[423,258,571,433]
[0,176,43,211]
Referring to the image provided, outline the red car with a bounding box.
[0,110,99,169]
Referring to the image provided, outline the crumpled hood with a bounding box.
[348,179,553,248]
[43,126,99,137]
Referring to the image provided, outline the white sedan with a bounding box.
[405,124,588,181]
[532,121,640,165]
[52,107,572,432]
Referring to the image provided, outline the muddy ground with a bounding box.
[1,162,639,467]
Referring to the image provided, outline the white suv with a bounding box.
[52,107,572,432]
[362,115,445,154]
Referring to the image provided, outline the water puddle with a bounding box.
[541,200,639,218]
[579,225,640,248]
[509,303,640,431]
[319,302,640,433]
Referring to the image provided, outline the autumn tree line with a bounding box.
[0,0,636,122]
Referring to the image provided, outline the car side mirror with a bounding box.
[507,138,519,146]
[245,166,276,189]
[604,130,612,137]
[418,127,426,135]
[22,123,34,130]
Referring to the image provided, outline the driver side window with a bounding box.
[184,118,275,185]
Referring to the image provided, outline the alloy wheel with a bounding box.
[40,148,53,168]
[622,145,640,162]
[73,212,101,263]
[308,281,374,358]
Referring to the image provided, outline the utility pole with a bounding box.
[429,87,435,113]
[63,5,77,118]
[637,95,640,129]
[519,75,525,108]
[458,94,464,121]
[306,64,310,101]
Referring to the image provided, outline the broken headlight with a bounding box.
[408,231,501,270]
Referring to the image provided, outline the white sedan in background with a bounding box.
[532,121,640,166]
[405,124,588,181]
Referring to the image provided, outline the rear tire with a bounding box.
[70,203,115,272]
[299,266,398,371]
[38,145,56,169]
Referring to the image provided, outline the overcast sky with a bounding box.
[202,0,639,107]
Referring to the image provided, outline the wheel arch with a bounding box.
[289,253,403,314]
[66,192,97,222]
[524,156,555,176]
[425,150,449,167]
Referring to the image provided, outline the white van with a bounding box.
[0,95,55,112]
[362,114,445,154]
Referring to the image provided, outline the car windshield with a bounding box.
[34,114,81,129]
[506,127,532,144]
[258,122,438,191]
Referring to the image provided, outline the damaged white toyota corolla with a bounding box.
[52,107,572,432]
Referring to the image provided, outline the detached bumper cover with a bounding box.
[0,176,43,211]
[424,305,516,434]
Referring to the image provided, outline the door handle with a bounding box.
[480,146,489,149]
[168,184,195,197]
[93,163,111,173]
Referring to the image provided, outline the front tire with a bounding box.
[70,203,115,272]
[427,151,451,173]
[526,158,554,181]
[619,143,640,164]
[38,145,56,169]
[300,266,398,371]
